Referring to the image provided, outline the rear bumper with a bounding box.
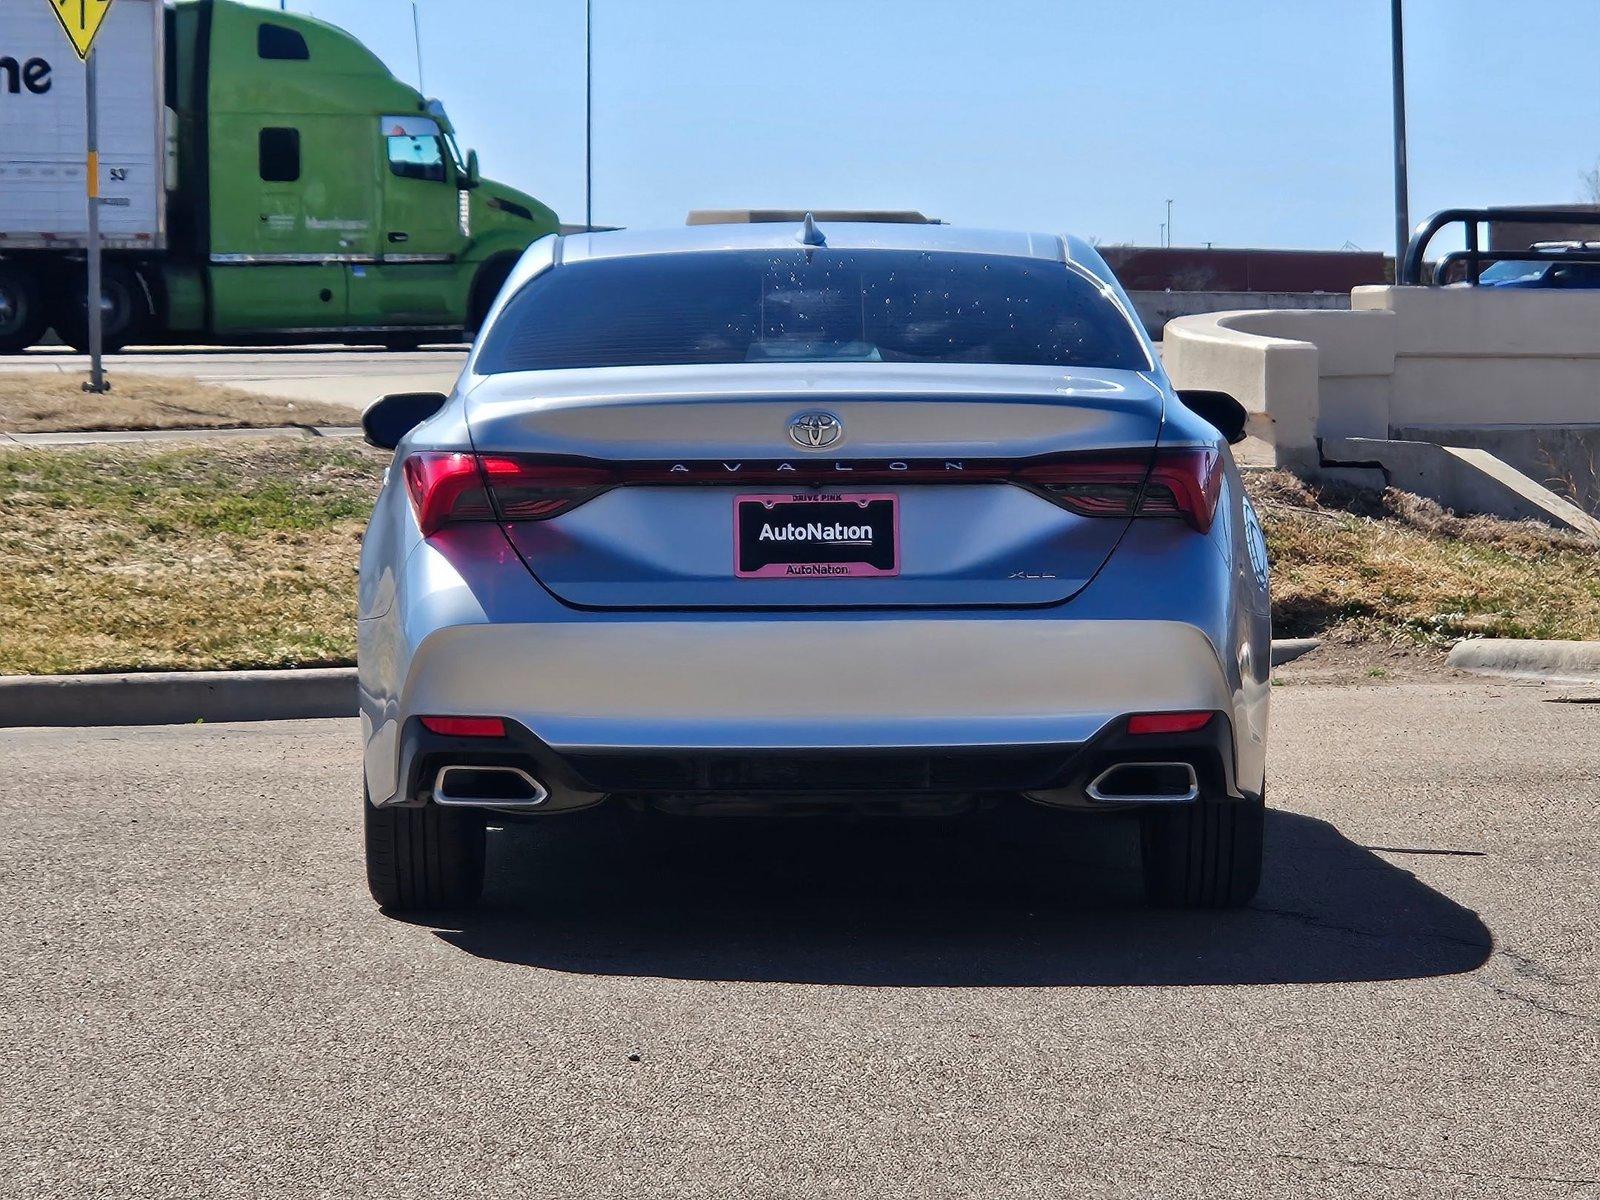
[363,615,1254,804]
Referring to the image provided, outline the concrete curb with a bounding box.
[1270,638,1321,668]
[1446,639,1600,684]
[0,668,356,728]
[3,639,1325,728]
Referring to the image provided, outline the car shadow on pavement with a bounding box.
[408,805,1493,987]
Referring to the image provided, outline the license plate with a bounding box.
[734,492,899,578]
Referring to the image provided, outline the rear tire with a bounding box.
[1140,790,1264,909]
[0,264,49,353]
[49,262,148,353]
[364,788,486,911]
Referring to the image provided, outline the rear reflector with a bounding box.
[1127,711,1215,735]
[420,716,507,738]
[400,446,1223,535]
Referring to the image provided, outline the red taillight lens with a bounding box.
[1127,711,1214,735]
[403,453,615,535]
[1146,448,1223,532]
[478,456,616,521]
[403,452,496,536]
[419,715,506,738]
[1018,448,1221,533]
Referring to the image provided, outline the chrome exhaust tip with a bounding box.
[1086,761,1199,805]
[433,765,549,809]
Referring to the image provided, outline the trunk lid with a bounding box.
[464,363,1164,609]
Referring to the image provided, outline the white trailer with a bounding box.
[0,0,165,248]
[0,0,165,348]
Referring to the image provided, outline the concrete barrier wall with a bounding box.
[1127,290,1348,339]
[1352,287,1600,429]
[1165,286,1600,476]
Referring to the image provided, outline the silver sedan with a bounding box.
[357,217,1271,912]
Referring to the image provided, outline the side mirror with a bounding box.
[1176,389,1249,446]
[464,149,481,189]
[362,391,448,450]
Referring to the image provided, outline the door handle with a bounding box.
[387,232,410,244]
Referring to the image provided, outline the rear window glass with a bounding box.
[476,250,1150,373]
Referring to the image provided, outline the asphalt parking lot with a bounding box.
[3,671,1596,1198]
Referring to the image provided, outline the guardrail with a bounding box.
[1400,207,1600,286]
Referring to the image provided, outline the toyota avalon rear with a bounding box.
[356,218,1271,914]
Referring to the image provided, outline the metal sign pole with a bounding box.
[585,0,592,230]
[84,45,107,393]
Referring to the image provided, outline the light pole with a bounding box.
[412,3,425,94]
[585,0,593,230]
[1166,198,1173,248]
[1390,0,1410,266]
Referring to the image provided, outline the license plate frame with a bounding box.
[733,492,900,579]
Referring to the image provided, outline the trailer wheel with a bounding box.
[50,263,149,353]
[0,265,50,353]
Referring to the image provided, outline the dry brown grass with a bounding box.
[1250,470,1600,643]
[0,441,382,675]
[0,372,356,434]
[1,445,1596,676]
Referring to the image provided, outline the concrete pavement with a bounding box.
[4,346,467,409]
[2,675,1596,1198]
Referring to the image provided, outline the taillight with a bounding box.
[403,452,613,535]
[403,452,496,536]
[1018,448,1221,533]
[401,447,1222,535]
[478,456,614,521]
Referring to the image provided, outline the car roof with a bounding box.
[557,220,1080,265]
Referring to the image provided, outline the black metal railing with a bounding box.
[1400,207,1600,286]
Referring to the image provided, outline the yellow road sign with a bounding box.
[47,0,116,61]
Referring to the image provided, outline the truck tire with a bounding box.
[50,263,149,353]
[467,257,518,335]
[364,786,486,911]
[0,265,49,353]
[1140,789,1264,909]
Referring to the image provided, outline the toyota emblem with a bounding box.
[788,411,843,450]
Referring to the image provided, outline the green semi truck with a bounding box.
[0,0,558,352]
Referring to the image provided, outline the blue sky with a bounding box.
[256,0,1600,253]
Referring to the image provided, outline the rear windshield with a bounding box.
[475,249,1150,373]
